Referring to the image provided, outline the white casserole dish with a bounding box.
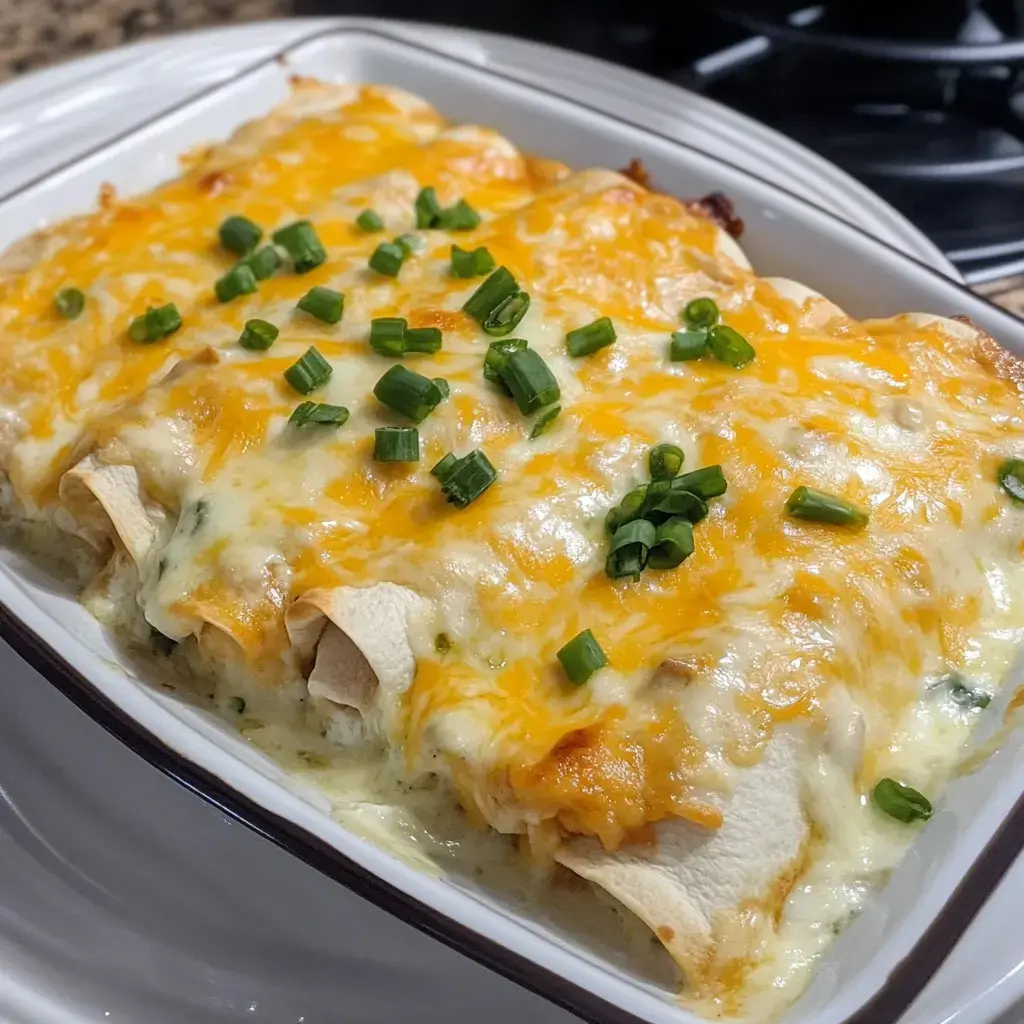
[2,24,1024,1024]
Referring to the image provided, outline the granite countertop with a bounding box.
[0,0,292,78]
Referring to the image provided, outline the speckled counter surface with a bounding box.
[0,0,292,78]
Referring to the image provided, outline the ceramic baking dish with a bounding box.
[2,24,1024,1024]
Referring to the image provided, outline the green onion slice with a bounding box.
[557,629,607,685]
[484,291,531,337]
[451,244,495,279]
[786,486,868,528]
[670,329,708,362]
[683,296,719,329]
[438,199,481,231]
[404,326,443,354]
[605,486,648,534]
[432,377,450,400]
[373,365,444,423]
[438,449,498,508]
[483,338,528,392]
[272,220,326,274]
[369,317,408,357]
[238,245,281,281]
[649,443,684,481]
[464,266,519,323]
[998,458,1024,502]
[941,672,992,710]
[214,263,258,303]
[219,215,262,255]
[288,401,349,428]
[647,517,696,570]
[872,778,933,823]
[674,465,728,501]
[128,303,182,343]
[641,480,708,526]
[239,318,279,351]
[374,426,420,462]
[297,286,344,324]
[530,405,562,439]
[566,316,617,358]
[228,696,246,714]
[368,241,406,277]
[707,324,756,368]
[54,287,85,319]
[606,519,656,581]
[284,346,333,395]
[499,348,560,415]
[415,186,444,229]
[356,209,385,233]
[431,453,458,481]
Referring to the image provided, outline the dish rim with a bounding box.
[1,21,1023,1024]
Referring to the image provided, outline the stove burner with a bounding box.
[682,0,1024,282]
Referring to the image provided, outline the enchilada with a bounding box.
[2,78,1023,1021]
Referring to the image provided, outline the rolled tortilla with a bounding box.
[557,732,807,986]
[286,583,429,742]
[58,454,163,565]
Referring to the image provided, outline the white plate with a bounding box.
[0,18,1020,1024]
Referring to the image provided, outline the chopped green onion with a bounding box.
[415,186,444,229]
[438,449,498,508]
[707,324,755,368]
[54,287,85,319]
[288,402,349,428]
[941,672,992,710]
[499,348,560,415]
[435,632,453,654]
[998,458,1024,503]
[438,199,481,231]
[483,338,528,392]
[674,465,728,501]
[369,317,408,357]
[356,209,385,233]
[374,426,420,462]
[605,486,647,534]
[219,215,262,255]
[284,346,333,395]
[368,241,406,277]
[464,266,519,323]
[606,519,656,581]
[786,486,868,528]
[404,326,443,354]
[272,220,327,274]
[227,696,246,714]
[394,233,419,256]
[557,629,607,685]
[297,286,344,324]
[451,244,495,278]
[484,291,531,336]
[238,245,281,281]
[566,316,617,358]
[530,405,561,439]
[649,444,684,481]
[431,453,457,481]
[670,330,708,361]
[647,517,695,570]
[432,377,450,399]
[128,303,182,343]
[214,263,258,303]
[872,778,932,824]
[238,318,279,351]
[641,480,708,525]
[373,365,444,423]
[683,296,719,329]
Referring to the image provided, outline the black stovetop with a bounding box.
[302,0,1024,283]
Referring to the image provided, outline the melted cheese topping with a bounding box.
[2,80,1024,1021]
